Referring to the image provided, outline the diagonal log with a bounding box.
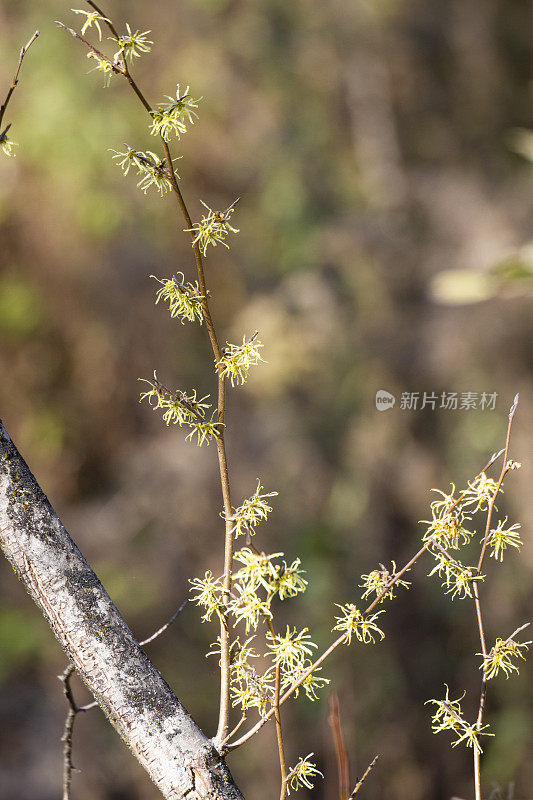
[0,421,244,800]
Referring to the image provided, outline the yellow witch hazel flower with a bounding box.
[138,372,220,446]
[150,85,201,142]
[479,626,531,679]
[426,685,493,753]
[421,485,472,549]
[486,518,522,561]
[188,199,239,256]
[189,570,224,622]
[271,558,308,600]
[86,50,117,87]
[286,754,323,795]
[114,23,152,63]
[217,332,264,387]
[360,561,411,602]
[71,8,111,40]
[233,547,280,591]
[266,626,317,671]
[229,582,273,633]
[231,666,274,717]
[281,663,330,701]
[0,125,16,157]
[111,145,179,196]
[152,274,204,325]
[228,481,277,538]
[462,472,499,513]
[225,636,275,716]
[333,603,385,645]
[232,548,307,601]
[427,548,483,600]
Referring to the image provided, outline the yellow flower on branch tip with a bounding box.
[479,634,531,679]
[71,9,110,40]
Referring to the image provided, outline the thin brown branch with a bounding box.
[347,754,379,798]
[59,665,83,800]
[54,22,124,73]
[275,661,289,800]
[472,394,519,800]
[139,599,189,646]
[477,394,519,571]
[0,30,39,133]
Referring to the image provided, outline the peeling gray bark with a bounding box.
[0,421,244,800]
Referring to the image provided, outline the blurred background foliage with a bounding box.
[1,0,533,798]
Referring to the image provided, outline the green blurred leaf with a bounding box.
[0,275,43,339]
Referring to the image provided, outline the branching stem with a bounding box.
[65,0,235,745]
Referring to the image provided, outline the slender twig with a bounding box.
[477,394,519,572]
[59,665,80,800]
[58,1,236,744]
[58,599,188,795]
[347,754,379,798]
[258,611,288,800]
[472,394,519,800]
[54,22,123,73]
[504,622,530,643]
[274,660,289,800]
[0,30,39,134]
[328,692,350,800]
[139,599,189,646]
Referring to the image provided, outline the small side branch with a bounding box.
[59,598,189,797]
[60,665,79,800]
[347,755,379,798]
[0,30,39,134]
